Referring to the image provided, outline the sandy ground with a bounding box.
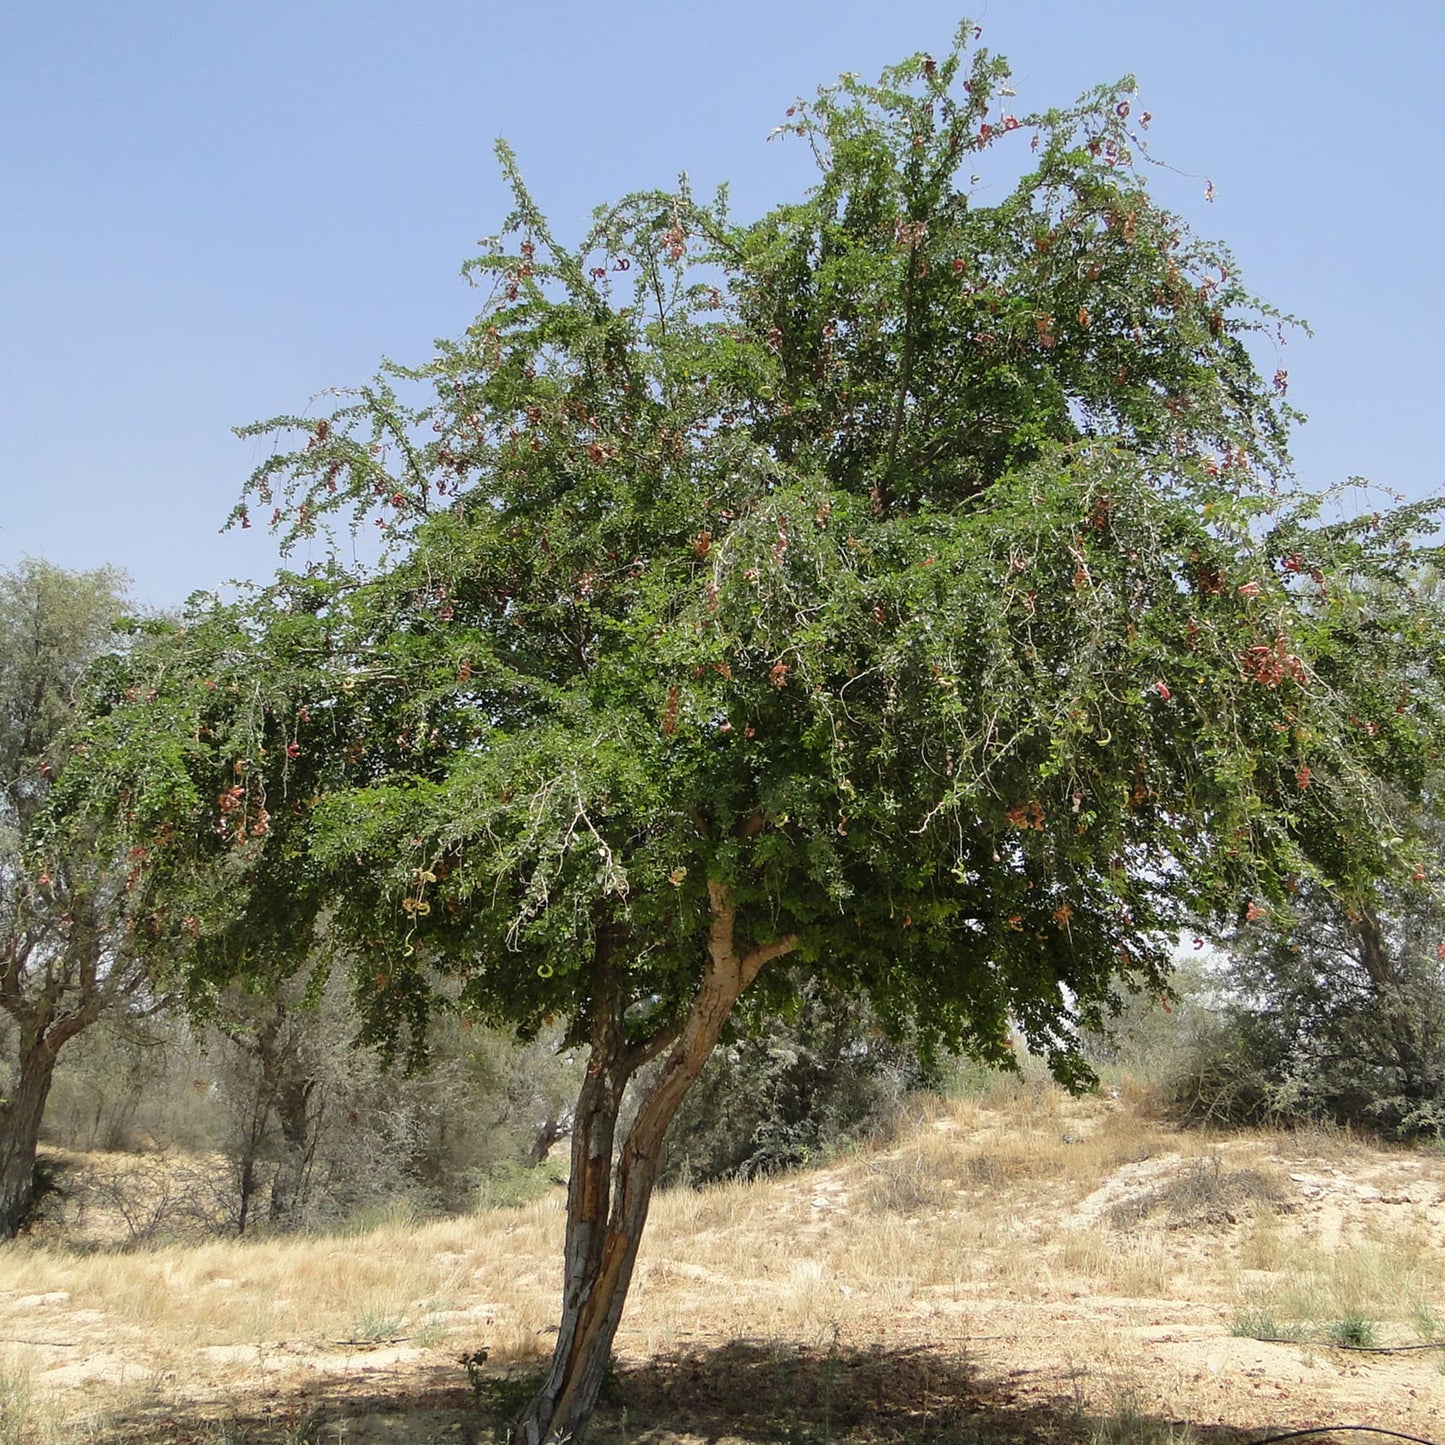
[1,1087,1443,1442]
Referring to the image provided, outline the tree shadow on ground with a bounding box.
[102,1340,1276,1444]
[595,1340,1261,1445]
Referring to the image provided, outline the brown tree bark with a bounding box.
[0,1042,58,1238]
[511,885,795,1445]
[0,1010,90,1239]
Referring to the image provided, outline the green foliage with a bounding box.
[0,560,153,1234]
[1170,877,1445,1137]
[1412,1302,1442,1342]
[1078,958,1220,1087]
[663,981,932,1184]
[53,26,1445,1105]
[474,1159,558,1210]
[346,1309,405,1344]
[1230,1306,1296,1342]
[1325,1312,1378,1348]
[1,558,133,951]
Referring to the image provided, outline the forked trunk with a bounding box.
[510,887,796,1445]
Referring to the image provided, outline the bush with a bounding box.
[42,977,585,1240]
[661,982,939,1185]
[474,1159,560,1211]
[1079,959,1224,1093]
[1167,882,1445,1139]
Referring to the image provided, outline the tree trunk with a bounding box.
[511,887,795,1445]
[526,1113,569,1168]
[0,1031,61,1240]
[235,1099,268,1236]
[1352,908,1431,1106]
[269,1077,319,1225]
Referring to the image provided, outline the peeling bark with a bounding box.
[511,888,796,1445]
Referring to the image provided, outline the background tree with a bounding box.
[0,559,153,1237]
[57,24,1445,1442]
[209,981,331,1233]
[1174,867,1445,1136]
[38,979,581,1238]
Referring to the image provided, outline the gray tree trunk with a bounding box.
[269,1077,319,1224]
[0,1032,61,1239]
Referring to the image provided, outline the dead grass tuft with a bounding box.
[1105,1156,1291,1230]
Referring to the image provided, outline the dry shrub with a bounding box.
[1106,1156,1289,1230]
[858,1153,956,1214]
[0,1359,74,1445]
[39,1149,236,1246]
[961,1143,1053,1187]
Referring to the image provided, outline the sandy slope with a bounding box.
[1,1084,1443,1442]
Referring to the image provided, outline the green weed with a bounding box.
[1325,1313,1377,1348]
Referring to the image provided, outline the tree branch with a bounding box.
[624,1022,682,1075]
[739,933,798,989]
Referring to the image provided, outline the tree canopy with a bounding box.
[50,24,1445,1440]
[0,560,147,1236]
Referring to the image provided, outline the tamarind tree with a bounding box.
[51,24,1445,1442]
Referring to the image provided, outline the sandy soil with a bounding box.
[1,1088,1442,1443]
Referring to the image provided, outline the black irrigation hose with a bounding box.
[1243,1430,1440,1445]
[1329,1341,1445,1354]
[1255,1337,1445,1354]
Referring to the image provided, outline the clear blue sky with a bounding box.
[2,0,1440,609]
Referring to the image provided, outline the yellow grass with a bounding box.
[0,1084,1442,1439]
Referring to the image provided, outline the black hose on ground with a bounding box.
[1243,1428,1439,1445]
[1254,1338,1445,1354]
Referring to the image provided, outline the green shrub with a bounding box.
[1168,882,1445,1140]
[661,981,938,1185]
[1325,1313,1378,1348]
[474,1160,558,1211]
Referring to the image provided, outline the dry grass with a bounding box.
[1228,1210,1445,1348]
[0,1085,1442,1440]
